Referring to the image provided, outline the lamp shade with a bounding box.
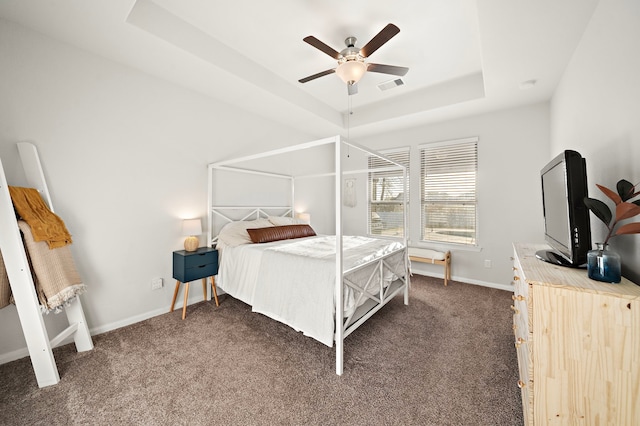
[296,212,311,224]
[335,60,367,84]
[182,219,202,236]
[182,219,202,252]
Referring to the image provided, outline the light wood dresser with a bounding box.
[512,242,640,425]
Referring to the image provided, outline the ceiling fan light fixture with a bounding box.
[299,24,406,93]
[335,60,367,85]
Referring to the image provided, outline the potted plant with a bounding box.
[584,179,640,282]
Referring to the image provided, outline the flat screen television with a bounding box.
[536,150,591,267]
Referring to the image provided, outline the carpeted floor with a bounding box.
[0,275,523,425]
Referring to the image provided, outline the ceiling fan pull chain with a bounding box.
[347,93,352,156]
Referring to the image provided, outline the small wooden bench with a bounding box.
[408,247,451,286]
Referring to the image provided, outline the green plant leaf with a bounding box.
[584,197,612,225]
[617,179,635,201]
[634,200,640,207]
[597,184,622,204]
[615,222,640,236]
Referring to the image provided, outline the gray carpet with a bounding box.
[0,275,523,425]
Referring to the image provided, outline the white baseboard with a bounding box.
[0,347,31,366]
[88,305,170,336]
[412,271,513,292]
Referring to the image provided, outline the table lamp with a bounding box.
[182,218,202,252]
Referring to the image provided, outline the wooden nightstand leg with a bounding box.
[201,278,207,302]
[182,282,190,320]
[210,276,219,307]
[170,280,181,313]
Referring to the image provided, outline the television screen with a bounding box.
[536,150,591,267]
[543,162,572,250]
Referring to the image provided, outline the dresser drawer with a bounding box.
[182,250,216,269]
[516,347,533,426]
[512,249,533,425]
[512,256,530,338]
[181,263,216,282]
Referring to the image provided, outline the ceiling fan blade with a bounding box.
[367,63,409,76]
[298,68,336,83]
[348,82,358,96]
[360,23,400,58]
[303,36,341,59]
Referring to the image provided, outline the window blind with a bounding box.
[420,138,477,245]
[367,148,410,238]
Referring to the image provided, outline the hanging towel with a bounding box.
[0,222,85,313]
[16,220,85,313]
[8,186,72,249]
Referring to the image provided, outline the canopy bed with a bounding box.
[0,142,93,387]
[207,135,409,375]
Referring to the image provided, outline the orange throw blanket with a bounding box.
[8,186,72,249]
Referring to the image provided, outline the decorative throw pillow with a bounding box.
[247,224,316,244]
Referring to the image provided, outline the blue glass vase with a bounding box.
[587,243,621,283]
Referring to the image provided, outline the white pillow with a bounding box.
[267,216,306,226]
[217,219,274,248]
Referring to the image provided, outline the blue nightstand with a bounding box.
[170,247,219,319]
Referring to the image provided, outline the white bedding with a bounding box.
[217,235,405,346]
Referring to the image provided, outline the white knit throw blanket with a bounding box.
[0,221,85,313]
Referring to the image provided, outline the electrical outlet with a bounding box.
[151,277,163,290]
[484,259,492,268]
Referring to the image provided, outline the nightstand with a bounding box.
[170,247,219,319]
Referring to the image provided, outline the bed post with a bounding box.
[334,136,344,376]
[403,164,409,305]
[207,164,213,247]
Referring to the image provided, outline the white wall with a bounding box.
[0,19,314,361]
[8,0,632,363]
[550,0,640,283]
[351,103,550,287]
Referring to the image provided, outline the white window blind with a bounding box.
[367,148,409,238]
[420,138,477,245]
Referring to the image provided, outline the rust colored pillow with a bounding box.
[247,224,316,244]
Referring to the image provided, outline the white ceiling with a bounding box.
[0,0,599,138]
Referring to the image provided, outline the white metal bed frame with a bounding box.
[208,135,409,375]
[0,142,93,387]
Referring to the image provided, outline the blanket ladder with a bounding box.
[0,142,93,388]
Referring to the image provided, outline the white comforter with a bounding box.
[217,235,405,346]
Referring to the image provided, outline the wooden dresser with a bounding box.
[512,242,640,425]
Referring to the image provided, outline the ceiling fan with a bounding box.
[299,23,409,95]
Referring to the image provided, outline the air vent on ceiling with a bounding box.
[378,78,404,91]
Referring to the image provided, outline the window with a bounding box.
[420,138,478,245]
[368,148,409,238]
